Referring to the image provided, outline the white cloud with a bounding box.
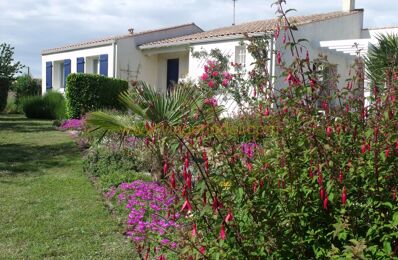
[0,0,396,77]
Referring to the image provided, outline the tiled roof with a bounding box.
[140,10,362,49]
[42,23,201,55]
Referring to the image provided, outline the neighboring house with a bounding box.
[42,0,397,106]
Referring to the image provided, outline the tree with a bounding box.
[0,43,24,111]
[365,34,398,88]
[11,74,41,105]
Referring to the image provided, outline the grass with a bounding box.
[0,114,135,259]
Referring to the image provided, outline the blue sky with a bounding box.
[1,0,397,78]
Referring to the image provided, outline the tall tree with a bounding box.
[0,43,24,111]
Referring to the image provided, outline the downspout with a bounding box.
[268,32,275,92]
[112,40,117,78]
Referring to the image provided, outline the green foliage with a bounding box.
[365,33,398,87]
[22,92,65,119]
[11,74,41,105]
[65,73,128,119]
[0,79,11,112]
[83,145,151,189]
[0,43,24,111]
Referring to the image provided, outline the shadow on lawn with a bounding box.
[0,140,79,178]
[0,115,55,133]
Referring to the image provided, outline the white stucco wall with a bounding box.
[41,45,115,94]
[189,40,256,80]
[274,12,364,92]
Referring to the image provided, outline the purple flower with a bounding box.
[241,142,257,159]
[60,118,86,130]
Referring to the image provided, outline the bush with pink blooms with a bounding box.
[87,1,398,259]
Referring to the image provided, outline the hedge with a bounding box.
[65,74,128,118]
[21,92,66,120]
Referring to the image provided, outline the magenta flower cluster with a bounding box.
[60,118,86,130]
[241,142,257,159]
[107,180,179,248]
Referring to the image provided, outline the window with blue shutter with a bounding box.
[64,59,71,88]
[77,57,85,73]
[46,62,53,89]
[99,54,108,76]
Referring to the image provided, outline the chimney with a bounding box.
[128,28,134,35]
[342,0,355,12]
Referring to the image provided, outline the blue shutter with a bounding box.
[46,62,53,89]
[64,59,71,88]
[77,57,85,73]
[99,54,108,76]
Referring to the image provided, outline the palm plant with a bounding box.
[365,34,398,87]
[86,81,223,179]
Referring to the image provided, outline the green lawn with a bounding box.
[0,115,134,259]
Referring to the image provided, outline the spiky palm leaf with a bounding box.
[365,34,398,86]
[86,81,215,136]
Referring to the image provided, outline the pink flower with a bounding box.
[277,51,281,65]
[212,71,219,77]
[163,162,168,175]
[208,80,215,88]
[204,98,217,107]
[170,171,176,189]
[323,195,329,210]
[225,211,234,222]
[222,71,232,80]
[320,187,325,200]
[204,65,210,73]
[181,198,192,213]
[201,73,209,81]
[342,186,347,205]
[338,171,343,183]
[222,79,229,87]
[199,246,206,254]
[192,223,197,237]
[219,224,226,240]
[326,126,333,137]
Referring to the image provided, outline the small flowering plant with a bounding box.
[107,180,182,259]
[60,118,86,131]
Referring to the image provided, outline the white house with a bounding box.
[41,23,203,94]
[42,0,397,103]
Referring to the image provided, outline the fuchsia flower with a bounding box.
[323,195,329,210]
[163,162,168,175]
[170,171,176,189]
[199,246,206,254]
[320,187,325,200]
[326,126,333,137]
[181,198,192,213]
[225,211,234,222]
[264,107,270,117]
[385,147,390,158]
[192,223,197,237]
[212,71,219,77]
[277,51,282,65]
[219,224,226,240]
[342,186,347,205]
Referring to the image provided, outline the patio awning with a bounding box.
[320,39,377,57]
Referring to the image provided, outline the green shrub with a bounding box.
[11,74,41,105]
[22,92,65,119]
[65,73,128,119]
[83,145,150,190]
[5,100,21,114]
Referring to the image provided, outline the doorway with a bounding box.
[166,59,179,91]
